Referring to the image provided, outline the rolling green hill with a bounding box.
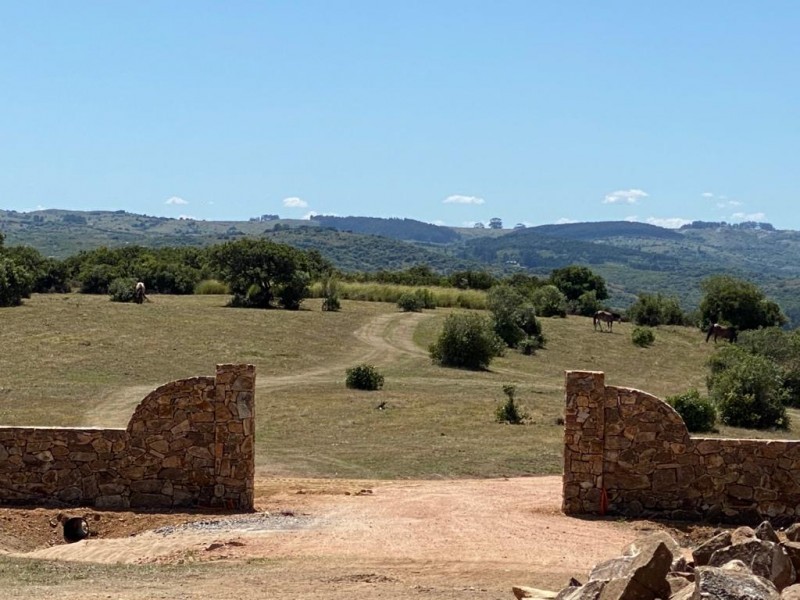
[4,209,800,323]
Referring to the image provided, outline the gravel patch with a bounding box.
[152,511,314,536]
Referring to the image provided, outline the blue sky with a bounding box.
[2,2,798,229]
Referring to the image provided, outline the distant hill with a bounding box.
[310,215,460,244]
[4,208,800,323]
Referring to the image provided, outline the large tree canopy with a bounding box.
[699,274,786,331]
[208,238,331,309]
[548,265,608,302]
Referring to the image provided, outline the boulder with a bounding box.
[781,541,800,573]
[709,539,795,591]
[693,565,780,600]
[513,586,559,599]
[786,524,800,543]
[587,537,673,600]
[557,580,606,600]
[756,521,781,544]
[781,583,800,600]
[694,531,733,567]
[731,527,757,545]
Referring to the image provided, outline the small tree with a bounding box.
[397,292,424,312]
[429,312,505,370]
[496,384,527,424]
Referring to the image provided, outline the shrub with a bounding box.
[0,257,33,307]
[572,290,603,317]
[631,326,655,347]
[496,384,527,424]
[487,285,527,347]
[320,276,341,312]
[531,285,567,318]
[397,292,424,312]
[108,277,138,302]
[195,279,229,295]
[627,293,686,326]
[709,351,789,430]
[412,288,436,309]
[666,390,717,432]
[429,312,505,370]
[345,364,385,391]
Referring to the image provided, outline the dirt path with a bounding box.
[82,311,434,427]
[7,476,680,599]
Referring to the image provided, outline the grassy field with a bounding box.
[1,293,796,479]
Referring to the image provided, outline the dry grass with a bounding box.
[2,294,796,480]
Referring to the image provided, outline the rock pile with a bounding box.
[515,522,800,600]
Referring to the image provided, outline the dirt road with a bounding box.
[0,475,707,600]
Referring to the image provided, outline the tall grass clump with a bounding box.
[310,282,487,309]
[195,279,229,295]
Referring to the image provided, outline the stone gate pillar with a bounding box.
[213,363,256,510]
[563,371,606,514]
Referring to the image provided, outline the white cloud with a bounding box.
[166,196,188,205]
[433,220,446,226]
[603,189,648,204]
[731,212,766,221]
[556,217,577,224]
[702,192,715,198]
[283,197,308,208]
[302,211,318,220]
[624,215,638,222]
[728,200,742,207]
[444,194,485,205]
[645,217,691,229]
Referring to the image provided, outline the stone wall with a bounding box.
[0,364,255,509]
[563,370,800,523]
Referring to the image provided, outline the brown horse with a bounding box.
[705,323,737,343]
[593,310,622,332]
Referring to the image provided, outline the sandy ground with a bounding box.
[0,475,713,600]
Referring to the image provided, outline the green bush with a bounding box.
[397,292,424,312]
[666,390,717,433]
[0,257,33,307]
[531,285,567,318]
[496,384,527,424]
[108,277,138,303]
[429,312,505,370]
[195,279,229,294]
[709,351,789,430]
[345,364,385,391]
[631,326,655,347]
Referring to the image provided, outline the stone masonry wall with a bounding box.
[564,370,800,523]
[0,364,255,509]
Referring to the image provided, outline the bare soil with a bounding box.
[0,475,716,599]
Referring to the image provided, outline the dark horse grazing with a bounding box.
[133,281,148,304]
[593,310,622,332]
[706,323,737,343]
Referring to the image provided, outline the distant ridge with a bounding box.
[311,215,460,244]
[525,221,682,241]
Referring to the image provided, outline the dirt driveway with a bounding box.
[0,475,710,600]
